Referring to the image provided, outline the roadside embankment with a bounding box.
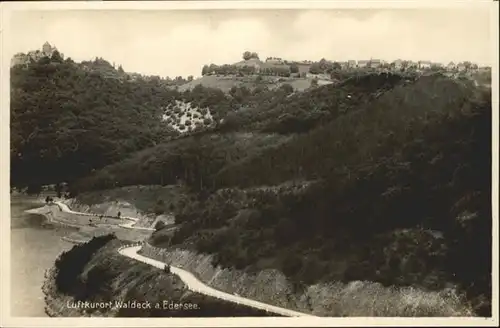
[139,242,473,316]
[27,203,151,243]
[38,188,474,317]
[43,236,279,317]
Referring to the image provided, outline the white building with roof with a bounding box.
[418,61,432,70]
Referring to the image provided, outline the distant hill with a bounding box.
[214,73,481,188]
[180,56,325,93]
[74,71,492,315]
[12,46,337,190]
[222,72,413,135]
[73,71,477,191]
[10,49,234,189]
[79,57,127,79]
[10,54,179,189]
[11,44,492,315]
[178,74,329,93]
[178,73,491,316]
[233,58,264,68]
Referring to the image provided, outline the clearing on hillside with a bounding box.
[178,75,327,93]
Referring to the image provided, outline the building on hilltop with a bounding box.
[407,61,418,69]
[337,61,349,69]
[42,42,52,55]
[265,57,284,65]
[369,59,382,69]
[234,58,263,72]
[294,62,311,75]
[41,41,62,58]
[260,61,291,76]
[357,60,370,68]
[392,59,404,70]
[431,62,444,70]
[456,62,467,72]
[10,42,64,67]
[233,57,290,76]
[347,60,357,68]
[447,61,456,70]
[478,66,491,73]
[418,61,432,70]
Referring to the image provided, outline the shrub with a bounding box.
[153,199,166,215]
[155,221,167,231]
[54,234,116,294]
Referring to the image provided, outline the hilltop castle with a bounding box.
[11,42,64,67]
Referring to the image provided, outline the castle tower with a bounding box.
[42,42,52,55]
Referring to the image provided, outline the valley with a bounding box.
[9,43,493,318]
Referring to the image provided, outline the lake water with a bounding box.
[10,196,75,317]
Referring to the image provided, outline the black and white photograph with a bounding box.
[1,0,498,326]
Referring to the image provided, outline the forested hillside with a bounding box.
[11,55,251,190]
[11,54,335,192]
[176,76,492,315]
[11,56,172,189]
[71,72,416,193]
[83,72,491,315]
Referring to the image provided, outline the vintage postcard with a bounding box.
[1,0,498,327]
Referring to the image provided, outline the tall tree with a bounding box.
[242,51,252,61]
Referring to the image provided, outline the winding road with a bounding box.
[54,201,155,231]
[51,200,316,317]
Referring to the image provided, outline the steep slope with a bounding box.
[45,235,276,317]
[10,56,178,188]
[227,72,415,134]
[214,73,479,187]
[178,74,320,94]
[178,75,257,93]
[166,74,492,315]
[10,55,235,190]
[71,132,291,194]
[60,72,492,315]
[161,100,215,133]
[71,73,474,194]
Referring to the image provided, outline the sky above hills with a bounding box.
[7,7,494,78]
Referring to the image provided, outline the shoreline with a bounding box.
[34,196,477,317]
[25,205,85,229]
[36,200,314,317]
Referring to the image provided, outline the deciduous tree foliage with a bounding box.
[242,51,259,61]
[160,74,491,315]
[10,58,179,188]
[10,56,237,189]
[14,52,492,316]
[54,234,116,295]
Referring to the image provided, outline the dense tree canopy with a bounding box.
[10,57,180,187]
[242,51,260,61]
[11,50,492,315]
[145,73,492,315]
[10,56,234,189]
